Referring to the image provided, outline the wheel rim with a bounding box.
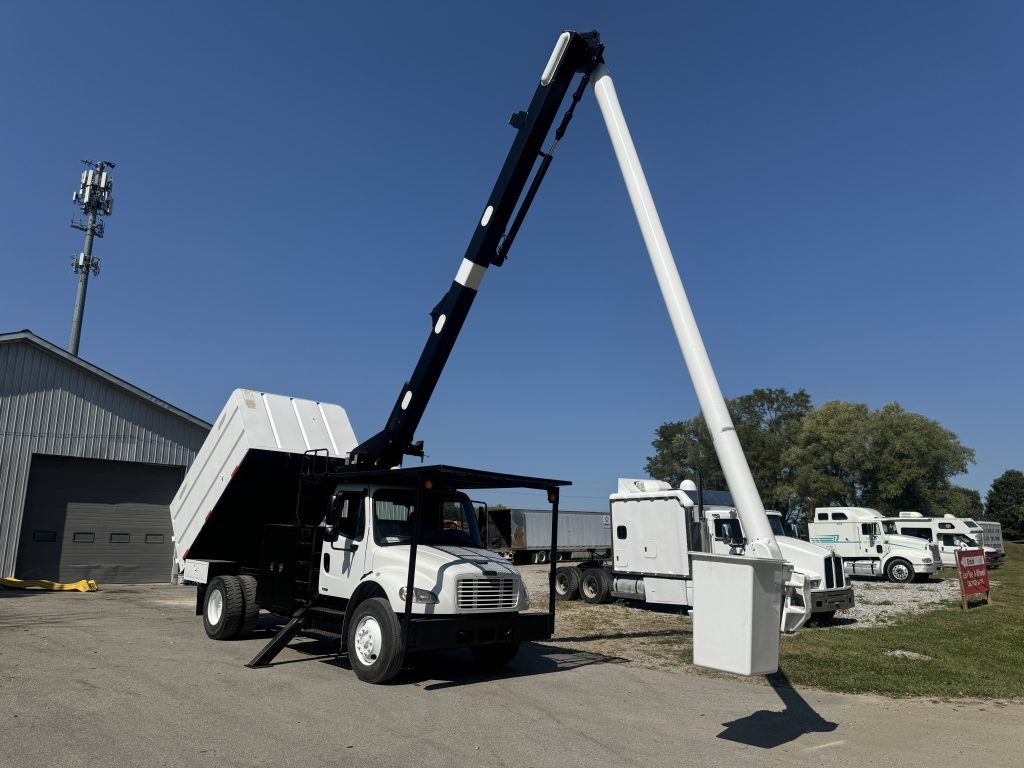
[582,577,597,599]
[555,573,568,594]
[353,616,383,666]
[892,564,909,581]
[208,588,224,626]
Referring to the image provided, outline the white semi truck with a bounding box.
[808,507,941,583]
[553,480,851,625]
[172,29,805,681]
[887,512,1002,568]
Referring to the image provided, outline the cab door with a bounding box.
[318,490,368,599]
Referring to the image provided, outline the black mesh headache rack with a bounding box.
[246,462,570,668]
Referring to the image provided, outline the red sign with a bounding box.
[956,548,990,608]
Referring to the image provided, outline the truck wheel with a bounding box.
[554,566,580,600]
[815,610,837,625]
[346,597,404,684]
[203,575,244,640]
[470,641,520,669]
[236,574,260,637]
[580,568,611,604]
[885,559,914,584]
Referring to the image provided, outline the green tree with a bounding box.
[784,401,871,510]
[985,469,1024,540]
[645,388,812,511]
[935,485,984,518]
[785,401,974,515]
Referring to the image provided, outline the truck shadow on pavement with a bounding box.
[717,670,838,749]
[245,617,626,689]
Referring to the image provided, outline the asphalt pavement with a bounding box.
[0,584,1017,768]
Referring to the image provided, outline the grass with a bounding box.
[777,543,1024,698]
[537,544,1024,698]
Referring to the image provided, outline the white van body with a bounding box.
[888,512,1001,567]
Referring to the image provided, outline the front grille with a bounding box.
[832,555,844,587]
[457,577,518,611]
[822,556,845,589]
[930,544,941,562]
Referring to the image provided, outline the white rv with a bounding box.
[888,512,1002,568]
[808,507,941,583]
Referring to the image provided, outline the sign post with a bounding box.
[956,548,990,609]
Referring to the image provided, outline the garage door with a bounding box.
[15,455,183,583]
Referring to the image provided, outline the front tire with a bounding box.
[885,558,914,584]
[346,597,404,684]
[470,641,520,669]
[203,575,244,640]
[814,610,837,625]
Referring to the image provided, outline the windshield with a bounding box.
[372,490,483,548]
[768,516,786,537]
[953,534,978,547]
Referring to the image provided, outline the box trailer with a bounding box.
[478,508,611,563]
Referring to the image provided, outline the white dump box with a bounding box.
[170,389,357,575]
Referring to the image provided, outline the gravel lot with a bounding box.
[516,563,975,673]
[522,564,969,630]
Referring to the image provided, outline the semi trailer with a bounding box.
[478,507,611,563]
[172,28,806,681]
[808,507,942,583]
[977,520,1005,558]
[552,480,848,626]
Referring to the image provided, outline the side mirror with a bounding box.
[326,494,343,539]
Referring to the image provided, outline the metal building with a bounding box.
[0,330,210,582]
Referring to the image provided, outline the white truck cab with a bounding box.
[887,512,1002,568]
[705,505,853,621]
[808,507,941,583]
[318,484,527,614]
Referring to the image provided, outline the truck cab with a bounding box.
[318,484,526,615]
[808,507,941,583]
[705,506,853,621]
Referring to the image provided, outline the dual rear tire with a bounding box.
[203,575,261,640]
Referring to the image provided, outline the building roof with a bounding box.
[0,329,210,430]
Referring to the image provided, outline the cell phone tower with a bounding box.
[68,159,115,355]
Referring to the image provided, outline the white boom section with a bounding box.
[170,389,358,564]
[593,65,781,561]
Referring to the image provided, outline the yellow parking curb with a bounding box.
[0,577,99,592]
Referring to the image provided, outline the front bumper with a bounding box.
[404,611,552,652]
[810,586,854,613]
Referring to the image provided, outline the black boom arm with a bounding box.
[350,30,604,468]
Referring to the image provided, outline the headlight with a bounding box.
[808,579,821,589]
[922,558,932,564]
[399,587,439,604]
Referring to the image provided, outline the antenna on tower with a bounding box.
[68,159,116,356]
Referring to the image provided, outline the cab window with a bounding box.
[714,518,743,541]
[329,491,366,541]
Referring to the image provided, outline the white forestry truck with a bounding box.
[553,480,850,626]
[172,28,807,682]
[807,507,942,583]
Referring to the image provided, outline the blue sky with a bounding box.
[2,2,1021,510]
